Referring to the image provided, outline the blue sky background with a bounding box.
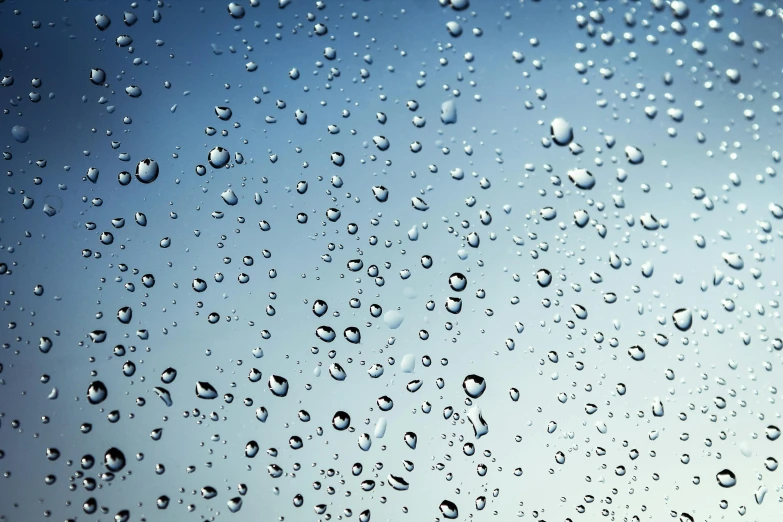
[1,0,782,520]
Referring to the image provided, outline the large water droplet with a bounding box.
[567,168,595,189]
[449,272,467,291]
[716,469,737,488]
[195,381,218,399]
[87,381,108,404]
[462,374,486,398]
[332,411,351,430]
[316,326,336,342]
[551,118,574,145]
[104,447,126,472]
[135,158,159,184]
[439,500,459,519]
[624,145,644,164]
[672,308,693,331]
[268,375,289,397]
[208,146,230,168]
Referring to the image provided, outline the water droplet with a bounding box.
[716,469,737,488]
[358,433,372,451]
[446,20,463,37]
[195,381,218,399]
[268,375,289,397]
[624,145,644,164]
[11,125,29,143]
[439,500,459,519]
[449,272,467,291]
[94,14,111,30]
[87,381,108,404]
[316,326,336,342]
[227,2,246,18]
[445,297,462,314]
[114,306,133,325]
[372,185,389,202]
[536,269,552,287]
[383,310,404,329]
[372,135,390,151]
[551,118,574,145]
[221,188,238,205]
[227,497,242,513]
[441,100,457,124]
[330,151,345,166]
[672,308,693,331]
[208,146,230,168]
[104,447,126,472]
[329,362,347,380]
[567,168,595,189]
[135,158,159,184]
[628,346,646,361]
[387,474,409,491]
[245,440,259,458]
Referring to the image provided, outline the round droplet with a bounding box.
[383,310,404,329]
[329,363,347,381]
[135,158,159,184]
[227,2,245,18]
[117,306,132,324]
[332,411,351,430]
[446,20,463,37]
[195,381,218,399]
[672,308,693,331]
[312,300,328,317]
[449,272,467,292]
[462,374,486,398]
[628,346,646,361]
[245,440,259,458]
[208,147,230,168]
[372,185,389,202]
[227,497,242,513]
[11,125,29,143]
[722,252,744,270]
[536,269,552,287]
[268,375,289,397]
[215,106,232,120]
[104,447,126,472]
[87,381,108,404]
[445,297,462,314]
[331,152,345,166]
[90,68,106,85]
[344,327,361,344]
[550,118,574,145]
[192,278,207,292]
[94,14,111,30]
[372,135,390,151]
[624,145,644,164]
[358,433,372,451]
[567,168,595,190]
[716,469,737,488]
[316,326,336,342]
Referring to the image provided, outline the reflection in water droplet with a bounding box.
[628,346,646,361]
[462,374,486,398]
[87,381,108,404]
[672,308,693,331]
[624,145,644,164]
[439,500,459,519]
[716,469,737,488]
[551,118,574,145]
[268,375,289,397]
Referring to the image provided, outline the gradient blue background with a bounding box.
[1,0,782,520]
